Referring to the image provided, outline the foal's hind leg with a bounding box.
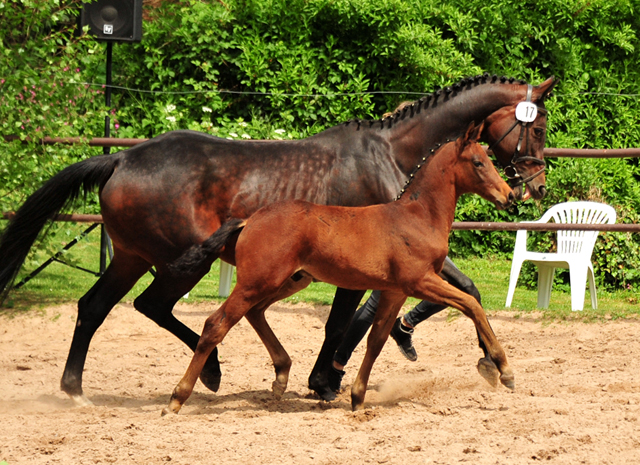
[61,248,151,406]
[351,291,407,410]
[244,275,314,399]
[163,291,255,415]
[133,268,222,392]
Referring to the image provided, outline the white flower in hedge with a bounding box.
[238,121,248,127]
[202,106,212,113]
[274,129,286,134]
[229,132,238,138]
[166,116,176,123]
[242,133,251,139]
[166,104,176,113]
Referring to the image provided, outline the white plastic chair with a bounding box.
[505,201,616,311]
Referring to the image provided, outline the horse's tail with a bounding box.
[0,153,122,301]
[169,218,246,276]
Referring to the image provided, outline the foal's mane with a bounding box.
[344,73,529,130]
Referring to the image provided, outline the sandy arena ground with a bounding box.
[1,301,640,464]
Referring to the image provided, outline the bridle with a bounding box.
[487,84,548,189]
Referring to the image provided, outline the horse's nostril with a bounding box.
[508,191,515,204]
[539,186,547,198]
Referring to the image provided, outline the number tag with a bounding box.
[515,101,537,122]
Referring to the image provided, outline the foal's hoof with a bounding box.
[272,380,287,400]
[161,407,177,417]
[476,357,500,388]
[500,373,515,391]
[199,369,221,393]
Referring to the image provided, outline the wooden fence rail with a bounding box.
[5,135,640,158]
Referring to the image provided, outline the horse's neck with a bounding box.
[399,147,461,232]
[387,84,519,174]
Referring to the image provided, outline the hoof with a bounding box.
[351,401,364,412]
[476,357,500,388]
[272,380,287,399]
[500,373,515,391]
[313,385,337,402]
[70,394,94,407]
[199,369,221,393]
[161,407,175,417]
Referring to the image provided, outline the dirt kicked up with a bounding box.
[1,301,639,464]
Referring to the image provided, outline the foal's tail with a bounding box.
[0,153,122,302]
[169,218,246,276]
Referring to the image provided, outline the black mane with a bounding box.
[344,73,529,129]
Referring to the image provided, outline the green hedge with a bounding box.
[2,0,640,291]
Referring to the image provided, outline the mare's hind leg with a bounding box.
[351,291,407,410]
[61,248,151,406]
[414,274,514,390]
[308,288,366,401]
[133,268,222,392]
[244,274,314,399]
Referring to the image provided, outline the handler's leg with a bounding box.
[329,291,381,392]
[391,257,484,360]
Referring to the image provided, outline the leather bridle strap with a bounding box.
[488,84,547,188]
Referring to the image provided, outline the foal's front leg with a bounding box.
[351,291,407,411]
[414,274,514,390]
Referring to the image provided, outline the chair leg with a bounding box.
[587,264,598,310]
[505,258,525,307]
[568,264,589,311]
[537,265,555,309]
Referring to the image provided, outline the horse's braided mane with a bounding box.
[344,73,529,129]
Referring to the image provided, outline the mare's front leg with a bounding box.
[414,274,514,390]
[308,287,366,401]
[351,291,407,410]
[244,274,314,399]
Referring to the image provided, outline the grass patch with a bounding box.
[2,223,639,322]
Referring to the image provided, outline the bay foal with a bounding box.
[163,122,515,414]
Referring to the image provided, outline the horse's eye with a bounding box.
[533,128,544,137]
[473,160,484,167]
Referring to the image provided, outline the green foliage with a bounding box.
[2,0,640,293]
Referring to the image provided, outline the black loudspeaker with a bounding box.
[78,0,143,43]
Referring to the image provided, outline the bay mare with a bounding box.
[0,74,555,405]
[163,122,515,414]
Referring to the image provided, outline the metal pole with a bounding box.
[100,41,114,275]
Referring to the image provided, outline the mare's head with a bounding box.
[483,76,557,201]
[455,122,514,210]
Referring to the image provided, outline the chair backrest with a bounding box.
[539,201,616,255]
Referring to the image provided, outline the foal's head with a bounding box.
[454,122,515,210]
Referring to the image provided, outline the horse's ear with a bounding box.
[533,76,557,102]
[463,121,484,145]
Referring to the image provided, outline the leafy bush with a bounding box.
[2,0,640,291]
